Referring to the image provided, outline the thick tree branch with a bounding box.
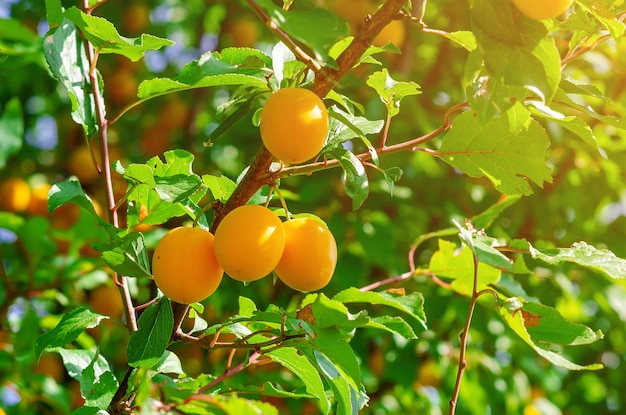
[211,0,409,230]
[313,0,408,95]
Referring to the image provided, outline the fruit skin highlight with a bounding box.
[275,217,338,292]
[260,88,329,164]
[214,204,285,282]
[511,0,573,20]
[152,227,223,304]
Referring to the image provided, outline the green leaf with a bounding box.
[0,97,23,168]
[127,298,174,369]
[328,107,384,165]
[81,357,118,409]
[553,88,625,131]
[122,150,207,226]
[0,18,38,44]
[48,178,102,220]
[153,350,185,376]
[471,194,521,230]
[333,288,427,331]
[500,298,603,370]
[58,347,119,409]
[330,147,369,210]
[380,167,403,196]
[151,149,196,177]
[138,49,270,99]
[58,348,112,380]
[530,241,626,279]
[154,174,202,203]
[266,347,329,413]
[444,30,477,51]
[366,316,417,339]
[438,107,552,195]
[255,0,349,63]
[427,239,501,296]
[301,333,368,415]
[238,296,258,318]
[64,7,173,62]
[329,111,385,144]
[123,163,156,186]
[310,327,363,391]
[179,395,280,415]
[366,69,421,117]
[203,175,237,203]
[308,293,369,332]
[71,407,109,415]
[36,307,107,359]
[527,101,602,155]
[43,18,101,138]
[44,0,64,28]
[98,231,151,278]
[455,221,514,271]
[470,0,561,102]
[521,302,604,346]
[206,97,256,143]
[235,382,316,399]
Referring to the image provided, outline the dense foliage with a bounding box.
[1,0,626,414]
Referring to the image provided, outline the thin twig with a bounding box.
[360,270,416,292]
[197,351,263,394]
[280,101,465,178]
[81,0,137,334]
[449,251,480,414]
[245,0,322,75]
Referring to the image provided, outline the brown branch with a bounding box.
[360,270,416,292]
[81,0,138,334]
[173,327,307,351]
[313,0,409,94]
[280,101,465,178]
[245,0,322,74]
[449,251,480,415]
[210,0,410,230]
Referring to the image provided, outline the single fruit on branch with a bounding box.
[152,227,223,304]
[275,217,338,292]
[260,87,330,165]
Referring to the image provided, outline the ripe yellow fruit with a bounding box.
[275,217,337,292]
[152,227,223,304]
[0,177,31,212]
[214,205,285,282]
[373,19,406,48]
[260,88,329,164]
[68,146,100,184]
[35,352,65,382]
[106,68,139,105]
[0,178,31,212]
[89,284,125,318]
[328,0,373,26]
[227,17,261,48]
[511,0,573,20]
[122,2,150,35]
